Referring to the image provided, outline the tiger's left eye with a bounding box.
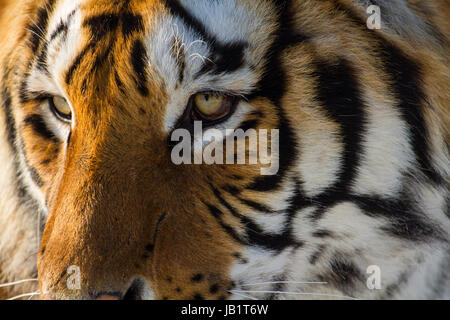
[192,92,236,122]
[49,96,71,122]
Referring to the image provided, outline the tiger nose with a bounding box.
[41,277,149,300]
[42,294,120,300]
[96,295,120,300]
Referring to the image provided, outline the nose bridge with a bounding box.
[38,127,159,299]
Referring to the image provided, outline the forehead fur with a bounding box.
[25,0,280,133]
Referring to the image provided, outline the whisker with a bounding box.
[0,279,39,289]
[26,27,49,46]
[240,281,328,287]
[189,53,213,65]
[186,39,207,51]
[228,291,258,301]
[8,292,41,301]
[231,290,359,300]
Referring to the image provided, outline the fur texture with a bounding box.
[0,0,449,300]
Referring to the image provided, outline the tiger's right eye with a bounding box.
[49,96,72,122]
[191,92,237,123]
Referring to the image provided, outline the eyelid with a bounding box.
[49,96,72,122]
[193,94,236,121]
[172,92,239,135]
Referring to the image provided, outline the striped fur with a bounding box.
[0,0,448,299]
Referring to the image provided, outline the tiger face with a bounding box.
[0,0,449,300]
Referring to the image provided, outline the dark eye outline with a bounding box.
[190,92,239,126]
[170,92,240,141]
[48,96,72,123]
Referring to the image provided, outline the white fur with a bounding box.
[351,94,415,197]
[0,102,40,297]
[357,0,439,45]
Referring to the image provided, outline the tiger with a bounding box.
[0,0,449,300]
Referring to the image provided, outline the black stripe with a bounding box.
[210,186,300,251]
[67,131,72,145]
[328,0,443,185]
[312,230,334,238]
[171,37,186,85]
[353,194,441,241]
[236,119,259,132]
[130,39,149,96]
[23,2,59,98]
[92,43,114,72]
[222,185,240,195]
[285,179,310,212]
[446,195,450,219]
[38,9,77,74]
[65,43,94,84]
[237,197,274,213]
[313,58,366,194]
[163,0,247,76]
[83,14,120,41]
[50,21,68,41]
[266,274,287,300]
[50,9,76,41]
[2,73,28,198]
[24,114,59,143]
[300,185,440,241]
[212,186,250,222]
[2,73,44,191]
[378,42,442,185]
[245,0,306,192]
[21,152,44,187]
[177,50,185,84]
[327,255,364,291]
[27,0,56,54]
[204,202,246,245]
[19,60,34,103]
[2,84,16,147]
[289,179,441,242]
[36,42,50,73]
[163,0,211,42]
[259,1,444,230]
[19,78,30,103]
[114,70,126,94]
[152,212,168,247]
[197,42,247,76]
[68,14,121,85]
[279,58,366,222]
[289,1,447,227]
[121,13,144,38]
[80,79,87,95]
[248,0,308,103]
[309,244,326,265]
[245,108,297,192]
